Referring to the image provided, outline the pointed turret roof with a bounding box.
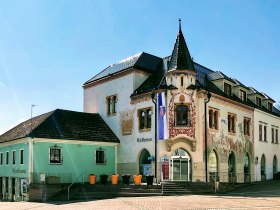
[168,19,195,71]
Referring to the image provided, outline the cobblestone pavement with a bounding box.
[1,181,280,210]
[0,194,280,210]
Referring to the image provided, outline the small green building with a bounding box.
[0,109,119,201]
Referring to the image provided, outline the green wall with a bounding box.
[33,142,116,183]
[0,143,29,178]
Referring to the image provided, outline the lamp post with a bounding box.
[151,91,157,183]
[31,104,36,131]
[204,92,211,182]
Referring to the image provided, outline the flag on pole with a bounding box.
[157,92,168,140]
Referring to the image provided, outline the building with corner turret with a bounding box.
[84,19,280,183]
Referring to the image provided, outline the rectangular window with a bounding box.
[228,113,236,133]
[6,151,9,165]
[12,150,16,165]
[276,129,279,144]
[264,125,267,142]
[20,149,24,164]
[49,147,62,164]
[268,102,273,112]
[243,118,250,136]
[209,108,219,130]
[0,153,3,165]
[106,95,117,115]
[224,83,232,96]
[272,128,275,143]
[256,97,262,107]
[240,90,247,102]
[138,108,152,130]
[259,124,262,141]
[95,149,106,164]
[175,104,191,127]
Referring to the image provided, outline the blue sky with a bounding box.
[0,0,280,134]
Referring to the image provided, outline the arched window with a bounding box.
[175,104,190,126]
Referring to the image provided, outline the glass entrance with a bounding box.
[170,148,191,181]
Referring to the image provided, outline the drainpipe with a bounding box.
[204,92,211,182]
[151,91,157,183]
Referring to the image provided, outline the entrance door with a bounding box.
[170,148,191,181]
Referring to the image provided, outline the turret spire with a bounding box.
[168,19,195,71]
[179,18,181,31]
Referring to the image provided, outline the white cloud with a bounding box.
[0,82,5,87]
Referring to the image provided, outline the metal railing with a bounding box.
[68,173,84,201]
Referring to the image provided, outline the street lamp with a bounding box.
[151,91,157,183]
[31,104,36,131]
[204,92,211,182]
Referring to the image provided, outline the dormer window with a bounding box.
[239,90,247,102]
[224,83,232,96]
[268,102,273,112]
[256,97,262,107]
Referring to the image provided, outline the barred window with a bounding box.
[49,147,62,164]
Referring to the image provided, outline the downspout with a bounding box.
[204,92,211,182]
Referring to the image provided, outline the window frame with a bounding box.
[138,107,152,131]
[174,103,191,127]
[224,82,232,96]
[6,151,9,165]
[49,146,63,165]
[243,118,251,136]
[264,125,267,142]
[272,127,275,143]
[268,102,273,112]
[95,149,106,165]
[259,124,263,141]
[12,150,16,165]
[19,149,24,165]
[0,152,3,165]
[239,89,247,102]
[276,129,279,144]
[106,95,117,116]
[227,113,236,134]
[208,107,219,130]
[256,97,262,107]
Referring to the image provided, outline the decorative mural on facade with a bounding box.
[208,119,253,163]
[119,109,135,135]
[168,91,196,139]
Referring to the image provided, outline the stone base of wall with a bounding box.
[29,183,66,202]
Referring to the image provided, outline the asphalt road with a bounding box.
[1,181,280,210]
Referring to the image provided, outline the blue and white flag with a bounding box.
[157,92,168,140]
